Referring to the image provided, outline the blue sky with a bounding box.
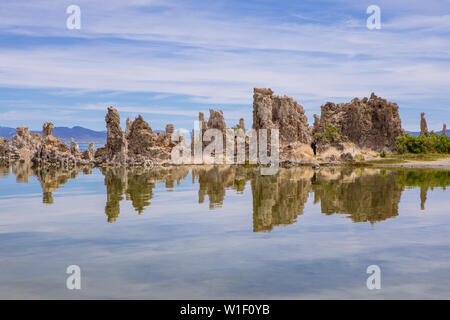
[0,0,449,132]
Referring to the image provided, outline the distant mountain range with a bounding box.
[0,126,107,144]
[406,130,449,137]
[0,126,166,144]
[2,126,447,144]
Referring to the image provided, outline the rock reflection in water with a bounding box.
[12,161,34,183]
[0,165,10,178]
[2,163,450,231]
[312,168,403,223]
[193,166,247,209]
[35,166,90,204]
[102,166,189,222]
[395,169,450,210]
[251,169,311,232]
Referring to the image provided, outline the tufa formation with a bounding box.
[252,88,310,144]
[0,88,420,166]
[95,106,174,165]
[313,93,404,151]
[420,112,428,136]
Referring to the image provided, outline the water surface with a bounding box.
[0,163,449,299]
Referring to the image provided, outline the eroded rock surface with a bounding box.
[420,112,428,136]
[1,124,94,166]
[81,142,95,161]
[207,108,227,131]
[95,106,128,164]
[313,93,404,151]
[127,115,155,157]
[126,114,173,163]
[43,122,54,137]
[34,122,76,166]
[252,88,310,144]
[0,138,11,160]
[95,108,175,165]
[165,124,174,135]
[70,138,81,157]
[194,108,231,160]
[11,126,43,162]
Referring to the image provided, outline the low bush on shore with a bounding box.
[396,132,450,154]
[314,124,341,143]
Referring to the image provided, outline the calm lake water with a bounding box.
[0,164,449,299]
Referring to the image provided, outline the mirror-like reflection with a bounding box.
[35,166,91,204]
[101,166,189,222]
[1,163,449,230]
[395,170,449,210]
[251,170,311,232]
[312,168,403,223]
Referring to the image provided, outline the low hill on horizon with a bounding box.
[0,126,166,145]
[2,125,448,144]
[406,130,450,137]
[0,125,107,144]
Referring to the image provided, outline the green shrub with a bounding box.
[314,124,341,143]
[380,149,387,158]
[396,133,450,154]
[232,124,245,137]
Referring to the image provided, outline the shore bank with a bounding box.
[371,157,450,169]
[2,156,450,171]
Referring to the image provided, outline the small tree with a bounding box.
[314,124,341,143]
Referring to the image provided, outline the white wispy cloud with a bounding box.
[0,0,449,129]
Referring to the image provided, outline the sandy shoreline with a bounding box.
[373,158,450,169]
